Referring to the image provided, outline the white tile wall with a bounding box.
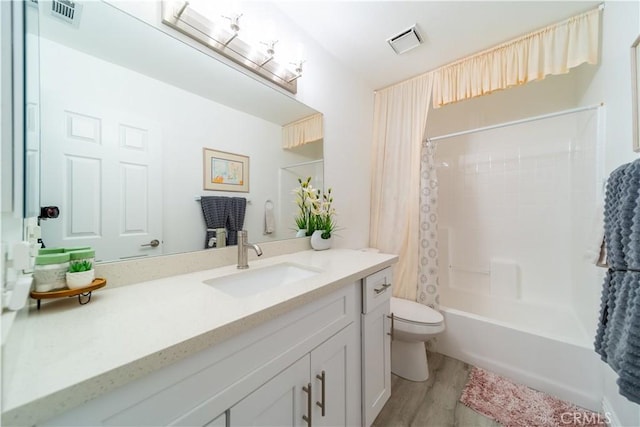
[436,109,599,310]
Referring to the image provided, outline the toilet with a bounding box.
[390,296,445,381]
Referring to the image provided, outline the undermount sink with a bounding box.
[203,262,321,298]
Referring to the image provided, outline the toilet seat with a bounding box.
[390,297,444,325]
[390,297,445,341]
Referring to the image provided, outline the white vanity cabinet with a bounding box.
[361,267,393,427]
[41,283,360,427]
[231,323,358,426]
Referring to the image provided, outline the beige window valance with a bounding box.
[282,113,324,149]
[432,6,601,108]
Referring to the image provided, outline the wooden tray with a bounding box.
[30,278,106,309]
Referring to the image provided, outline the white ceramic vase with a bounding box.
[296,229,307,238]
[66,269,95,289]
[310,230,332,251]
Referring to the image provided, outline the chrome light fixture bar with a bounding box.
[162,1,299,94]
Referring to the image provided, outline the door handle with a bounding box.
[302,382,312,426]
[140,239,160,248]
[315,370,326,416]
[387,313,394,340]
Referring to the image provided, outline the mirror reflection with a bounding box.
[33,1,323,263]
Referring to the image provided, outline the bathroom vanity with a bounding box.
[1,249,396,427]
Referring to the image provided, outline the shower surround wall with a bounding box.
[433,109,602,409]
[436,109,599,336]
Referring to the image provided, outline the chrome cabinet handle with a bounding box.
[387,313,394,340]
[315,370,326,416]
[302,382,312,426]
[140,239,160,247]
[374,283,392,294]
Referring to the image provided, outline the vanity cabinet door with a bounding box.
[310,323,359,427]
[229,355,310,427]
[361,300,391,427]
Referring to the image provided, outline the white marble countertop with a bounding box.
[1,249,397,426]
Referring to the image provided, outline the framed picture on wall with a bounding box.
[203,148,250,192]
[631,35,640,152]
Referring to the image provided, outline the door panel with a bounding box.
[230,355,310,427]
[40,99,163,260]
[362,302,391,427]
[311,324,358,427]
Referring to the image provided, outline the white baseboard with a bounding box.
[602,397,622,427]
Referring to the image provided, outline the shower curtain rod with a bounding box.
[426,103,603,143]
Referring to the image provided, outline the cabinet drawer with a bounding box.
[362,267,392,314]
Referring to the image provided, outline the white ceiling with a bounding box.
[275,1,600,90]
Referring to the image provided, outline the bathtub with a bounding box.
[432,287,603,411]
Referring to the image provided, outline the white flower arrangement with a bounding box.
[293,177,336,239]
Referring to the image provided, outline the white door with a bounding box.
[39,77,163,262]
[362,302,392,427]
[310,324,359,427]
[230,355,310,427]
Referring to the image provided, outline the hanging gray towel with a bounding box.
[200,196,231,249]
[595,157,640,404]
[621,162,640,270]
[226,197,247,245]
[604,164,628,270]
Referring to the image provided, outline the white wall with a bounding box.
[576,1,640,425]
[39,38,317,257]
[107,1,375,250]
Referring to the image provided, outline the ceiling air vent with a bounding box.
[387,25,423,55]
[49,0,82,27]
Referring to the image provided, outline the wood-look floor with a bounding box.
[372,352,502,427]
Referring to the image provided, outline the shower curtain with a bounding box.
[418,140,440,308]
[370,74,433,302]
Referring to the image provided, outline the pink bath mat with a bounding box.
[460,367,606,427]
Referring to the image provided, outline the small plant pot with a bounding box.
[296,229,307,238]
[66,269,95,289]
[310,230,332,251]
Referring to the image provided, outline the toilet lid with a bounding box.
[390,297,443,325]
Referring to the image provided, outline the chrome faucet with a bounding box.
[237,230,263,269]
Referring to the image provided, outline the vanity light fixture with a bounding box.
[259,40,278,66]
[287,60,305,83]
[174,0,189,19]
[161,1,302,94]
[222,13,242,46]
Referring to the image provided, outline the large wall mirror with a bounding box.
[28,1,323,263]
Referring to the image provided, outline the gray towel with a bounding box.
[226,197,247,246]
[604,165,628,269]
[201,196,231,248]
[595,158,640,404]
[621,162,640,269]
